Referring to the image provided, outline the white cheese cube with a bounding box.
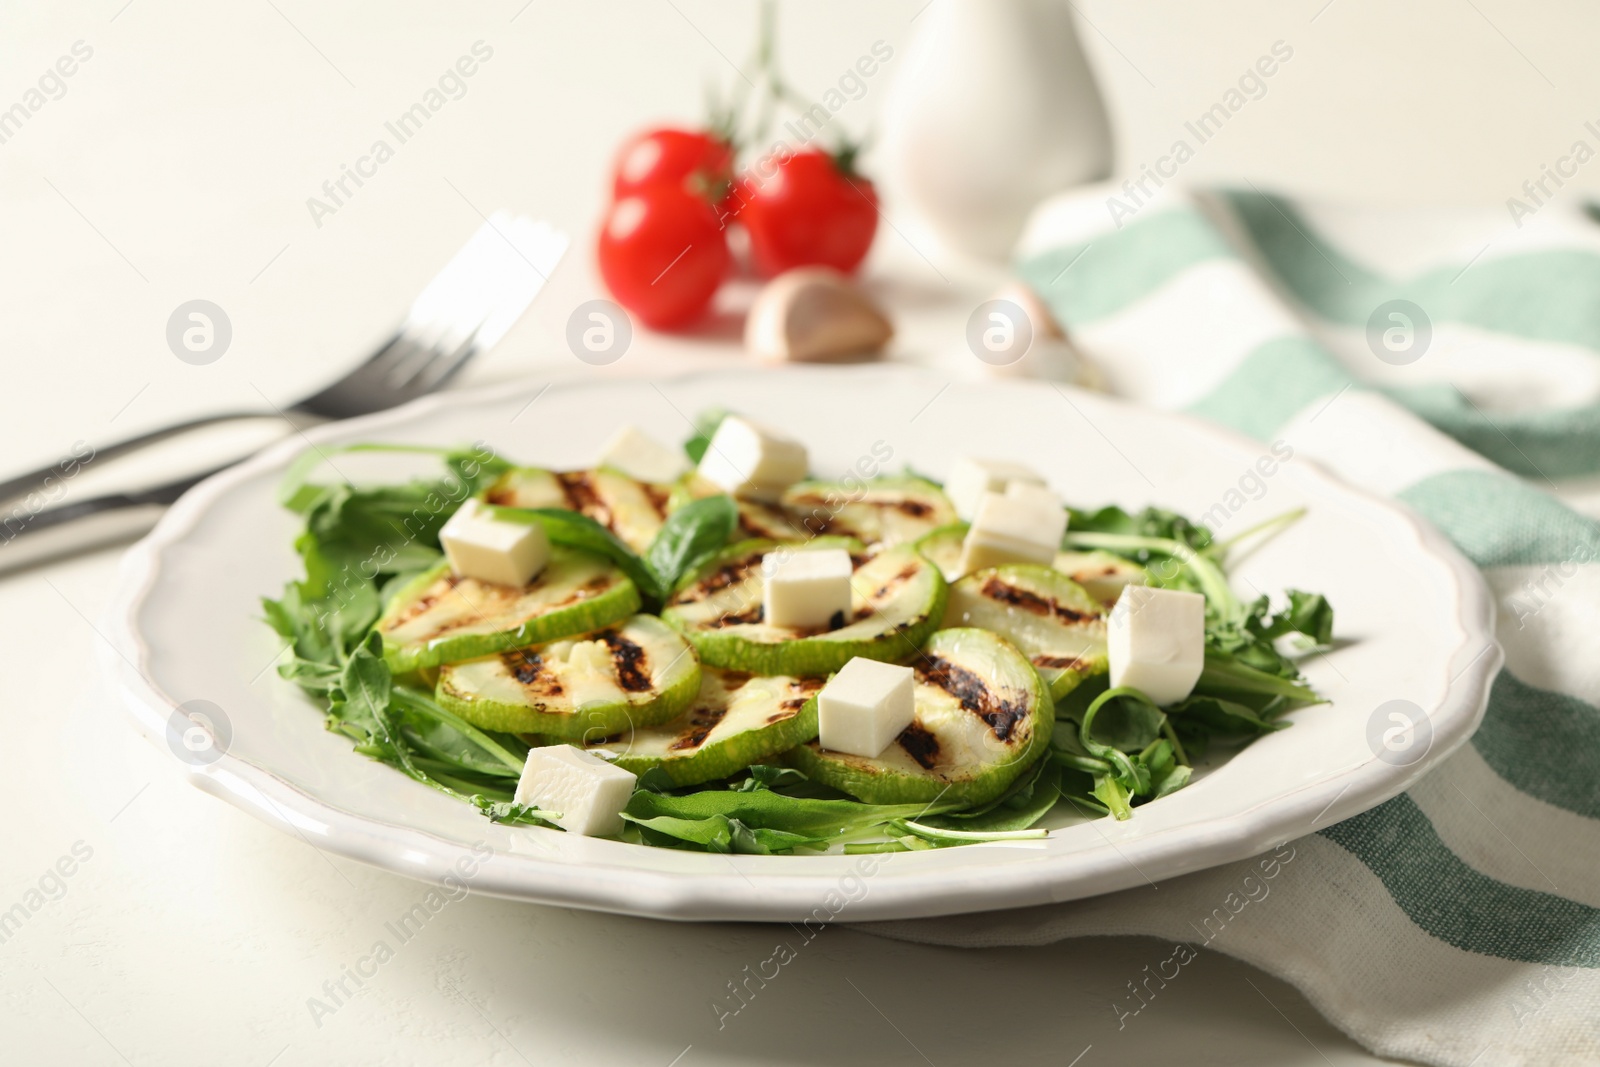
[696,415,808,500]
[597,424,688,484]
[440,498,550,587]
[763,548,853,629]
[1107,585,1206,706]
[957,487,1067,575]
[817,658,917,759]
[944,458,1046,521]
[515,745,637,837]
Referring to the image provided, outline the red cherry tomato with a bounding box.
[598,187,730,329]
[612,127,735,200]
[732,148,878,276]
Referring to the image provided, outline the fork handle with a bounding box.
[0,410,266,508]
[0,467,223,576]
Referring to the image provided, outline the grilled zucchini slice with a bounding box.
[434,614,699,738]
[913,522,972,580]
[661,539,947,676]
[779,476,957,546]
[913,522,1147,604]
[376,551,639,672]
[582,668,821,786]
[944,564,1108,699]
[784,628,1052,807]
[486,466,673,555]
[1048,550,1146,607]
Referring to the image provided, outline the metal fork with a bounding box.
[0,212,567,574]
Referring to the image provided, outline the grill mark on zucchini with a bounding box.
[502,648,564,700]
[897,721,942,769]
[871,563,920,598]
[1032,653,1093,671]
[387,573,463,626]
[640,481,672,517]
[668,706,726,751]
[737,502,800,541]
[506,650,542,684]
[781,679,822,711]
[557,471,606,522]
[766,680,820,724]
[600,630,652,692]
[400,572,622,638]
[978,575,1097,624]
[679,557,761,603]
[708,604,763,628]
[918,653,1030,742]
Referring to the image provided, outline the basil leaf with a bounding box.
[646,494,737,592]
[682,407,730,465]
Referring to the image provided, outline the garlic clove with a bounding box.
[745,267,894,364]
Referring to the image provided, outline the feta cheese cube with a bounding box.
[1107,586,1206,706]
[696,415,808,500]
[944,458,1046,521]
[763,547,853,630]
[957,486,1067,575]
[440,498,550,587]
[817,657,917,758]
[597,424,688,484]
[515,745,637,837]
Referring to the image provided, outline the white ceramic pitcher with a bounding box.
[880,0,1114,261]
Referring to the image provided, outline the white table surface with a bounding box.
[18,0,1578,1061]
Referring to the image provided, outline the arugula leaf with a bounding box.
[1091,774,1134,820]
[646,494,737,593]
[930,761,1062,834]
[1080,688,1166,752]
[626,813,825,854]
[1151,763,1192,799]
[278,442,505,512]
[473,797,560,826]
[893,820,1048,843]
[1079,687,1161,793]
[390,686,527,778]
[1067,504,1214,553]
[622,787,956,851]
[1169,693,1289,738]
[731,764,811,793]
[1252,590,1334,645]
[1198,656,1320,705]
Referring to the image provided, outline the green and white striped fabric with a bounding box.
[869,186,1600,1066]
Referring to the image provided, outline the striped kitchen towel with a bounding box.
[864,185,1600,1067]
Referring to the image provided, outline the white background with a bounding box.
[5,0,1575,1061]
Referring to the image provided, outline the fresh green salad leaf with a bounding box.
[621,787,956,853]
[682,407,730,465]
[1067,504,1215,554]
[646,494,737,592]
[927,760,1062,835]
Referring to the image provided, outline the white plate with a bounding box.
[103,366,1499,922]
